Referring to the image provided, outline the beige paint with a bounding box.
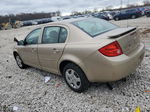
[14,18,145,82]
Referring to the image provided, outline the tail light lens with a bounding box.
[98,41,123,57]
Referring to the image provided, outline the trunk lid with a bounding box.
[94,27,140,55]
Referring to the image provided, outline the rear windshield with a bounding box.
[72,18,118,37]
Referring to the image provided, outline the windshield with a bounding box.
[72,18,118,37]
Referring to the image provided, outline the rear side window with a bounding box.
[59,27,68,43]
[42,26,67,44]
[72,18,118,37]
[42,27,60,44]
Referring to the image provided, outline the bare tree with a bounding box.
[93,8,98,13]
[56,10,61,16]
[143,0,150,6]
[0,11,61,24]
[126,4,137,8]
[105,5,113,10]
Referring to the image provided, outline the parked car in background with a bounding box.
[23,20,38,26]
[51,16,63,22]
[72,15,87,18]
[62,16,72,20]
[0,25,2,30]
[109,11,120,18]
[113,8,142,21]
[144,8,150,17]
[36,18,52,24]
[139,7,146,16]
[22,21,33,26]
[93,13,110,20]
[31,21,38,25]
[13,17,145,92]
[102,11,113,20]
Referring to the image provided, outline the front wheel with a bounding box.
[15,54,27,69]
[63,63,90,93]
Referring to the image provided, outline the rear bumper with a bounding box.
[82,43,145,82]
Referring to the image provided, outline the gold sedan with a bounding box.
[13,17,145,92]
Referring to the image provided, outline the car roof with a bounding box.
[59,17,88,23]
[43,17,88,26]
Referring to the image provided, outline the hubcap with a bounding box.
[65,69,81,89]
[16,56,22,67]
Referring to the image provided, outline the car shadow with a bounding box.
[88,72,141,93]
[22,66,145,95]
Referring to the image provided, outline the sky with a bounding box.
[0,0,145,16]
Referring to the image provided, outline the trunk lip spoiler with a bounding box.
[108,27,137,38]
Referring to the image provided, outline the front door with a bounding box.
[18,28,42,68]
[38,26,68,74]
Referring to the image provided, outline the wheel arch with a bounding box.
[59,59,90,83]
[58,53,91,80]
[59,60,80,75]
[13,51,18,58]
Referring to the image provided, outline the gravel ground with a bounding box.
[0,17,150,112]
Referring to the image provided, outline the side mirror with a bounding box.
[14,37,25,45]
[18,40,25,45]
[14,37,19,43]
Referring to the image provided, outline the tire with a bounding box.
[146,14,150,17]
[115,17,119,21]
[131,15,136,19]
[63,63,90,93]
[14,53,27,69]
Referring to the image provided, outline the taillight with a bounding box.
[98,41,123,57]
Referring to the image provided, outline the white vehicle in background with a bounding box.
[103,11,113,20]
[31,21,38,25]
[51,16,63,22]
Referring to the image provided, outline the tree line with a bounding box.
[0,0,150,23]
[0,11,61,24]
[71,0,150,15]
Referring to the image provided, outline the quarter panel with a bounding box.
[58,43,104,79]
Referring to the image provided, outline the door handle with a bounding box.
[32,48,37,52]
[52,48,61,53]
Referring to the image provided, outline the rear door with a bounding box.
[38,26,68,74]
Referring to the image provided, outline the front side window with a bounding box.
[25,28,41,45]
[72,18,118,37]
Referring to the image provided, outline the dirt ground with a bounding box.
[0,17,150,112]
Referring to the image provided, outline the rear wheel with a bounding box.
[63,63,90,93]
[15,54,27,69]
